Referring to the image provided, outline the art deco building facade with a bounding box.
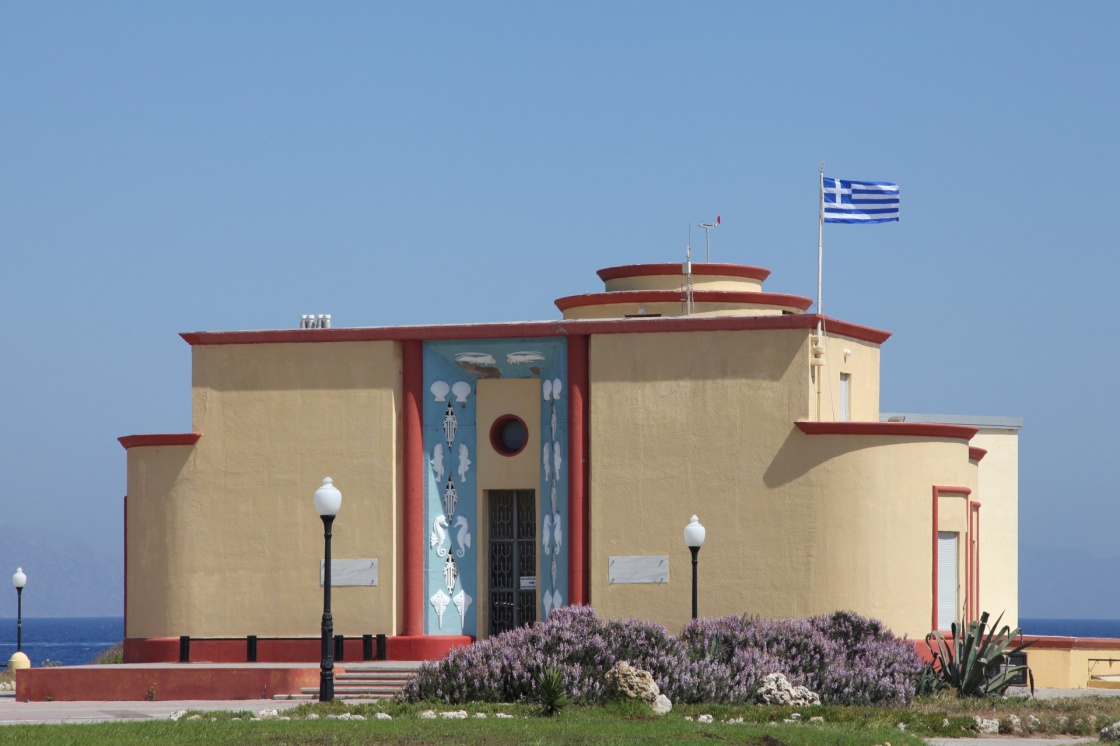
[120,262,1018,662]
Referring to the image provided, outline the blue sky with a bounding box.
[2,3,1117,617]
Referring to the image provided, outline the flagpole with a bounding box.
[815,162,826,421]
[817,162,825,333]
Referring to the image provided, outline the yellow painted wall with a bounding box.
[127,340,401,639]
[973,428,1019,627]
[811,335,882,422]
[603,273,764,293]
[473,378,542,637]
[588,328,976,639]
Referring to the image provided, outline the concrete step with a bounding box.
[298,665,418,701]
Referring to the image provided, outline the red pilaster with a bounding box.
[567,335,589,605]
[402,340,424,636]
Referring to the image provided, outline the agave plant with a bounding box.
[925,611,1034,697]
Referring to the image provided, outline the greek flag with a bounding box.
[823,177,899,224]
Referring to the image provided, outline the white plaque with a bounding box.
[520,576,537,590]
[608,556,669,584]
[321,559,378,587]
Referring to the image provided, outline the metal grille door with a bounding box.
[489,490,537,635]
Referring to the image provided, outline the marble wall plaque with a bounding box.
[320,559,378,587]
[608,555,669,584]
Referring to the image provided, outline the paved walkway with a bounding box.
[0,692,306,725]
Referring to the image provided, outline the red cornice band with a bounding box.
[181,313,891,347]
[118,433,202,449]
[553,289,814,313]
[969,447,988,462]
[597,263,771,283]
[796,421,978,441]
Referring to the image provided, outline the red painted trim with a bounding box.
[179,313,892,346]
[797,421,978,441]
[567,335,589,606]
[489,414,529,456]
[969,447,987,462]
[932,486,973,631]
[1021,636,1120,651]
[123,496,128,639]
[402,340,424,637]
[388,635,473,661]
[118,433,201,449]
[596,263,771,283]
[554,289,814,313]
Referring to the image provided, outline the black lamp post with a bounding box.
[683,516,706,620]
[314,477,342,702]
[8,568,28,672]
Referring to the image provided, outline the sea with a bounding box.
[0,617,1119,667]
[0,617,123,667]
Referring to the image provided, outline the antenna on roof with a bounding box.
[698,215,720,262]
[682,224,695,316]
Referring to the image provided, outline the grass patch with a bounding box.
[88,643,124,665]
[0,694,1117,744]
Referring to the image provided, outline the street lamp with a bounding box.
[7,568,28,672]
[683,516,706,620]
[314,477,342,702]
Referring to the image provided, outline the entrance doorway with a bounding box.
[488,490,537,635]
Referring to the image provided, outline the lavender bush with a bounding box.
[399,606,923,706]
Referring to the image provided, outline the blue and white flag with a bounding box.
[823,177,899,224]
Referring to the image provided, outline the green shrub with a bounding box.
[925,611,1033,697]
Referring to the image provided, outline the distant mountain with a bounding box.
[1020,545,1120,619]
[0,525,122,618]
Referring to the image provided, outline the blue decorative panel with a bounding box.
[422,338,568,635]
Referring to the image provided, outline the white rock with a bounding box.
[896,723,906,732]
[307,713,320,720]
[726,717,744,724]
[472,713,487,718]
[684,716,694,722]
[790,713,802,721]
[698,714,713,723]
[1100,722,1120,742]
[441,710,468,719]
[1004,714,1023,735]
[351,714,366,720]
[495,713,514,719]
[420,710,437,719]
[256,708,280,719]
[169,710,187,721]
[974,717,1000,734]
[809,716,824,724]
[375,712,393,720]
[187,715,201,720]
[755,673,820,706]
[652,694,672,715]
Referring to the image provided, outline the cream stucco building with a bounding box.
[120,261,1019,662]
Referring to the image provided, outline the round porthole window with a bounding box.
[490,415,529,456]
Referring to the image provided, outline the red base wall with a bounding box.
[16,665,320,702]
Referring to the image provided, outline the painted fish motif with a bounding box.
[457,443,471,482]
[431,443,445,483]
